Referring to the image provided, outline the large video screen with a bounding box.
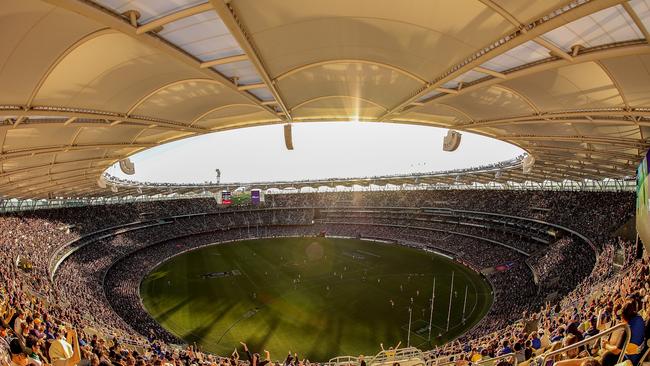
[636,150,650,249]
[221,191,232,205]
[251,189,261,205]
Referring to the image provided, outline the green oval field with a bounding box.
[140,237,493,361]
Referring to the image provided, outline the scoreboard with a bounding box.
[221,190,232,205]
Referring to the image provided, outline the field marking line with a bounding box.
[215,308,260,345]
[232,262,262,291]
[442,270,484,333]
[355,249,381,258]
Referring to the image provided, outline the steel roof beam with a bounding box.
[209,0,292,119]
[501,134,649,148]
[0,156,115,178]
[200,54,249,68]
[523,144,641,161]
[622,2,650,42]
[0,106,207,133]
[457,108,650,129]
[534,37,573,61]
[135,3,213,34]
[0,165,108,189]
[0,143,153,161]
[1,171,103,195]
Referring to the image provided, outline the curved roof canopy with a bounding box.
[1,0,650,198]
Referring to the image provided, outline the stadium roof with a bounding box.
[1,0,650,198]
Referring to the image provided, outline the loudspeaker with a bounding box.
[97,176,107,189]
[522,154,535,174]
[443,130,461,152]
[284,124,294,150]
[119,158,135,175]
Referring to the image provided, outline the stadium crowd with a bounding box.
[0,189,644,366]
[266,190,633,247]
[427,240,646,366]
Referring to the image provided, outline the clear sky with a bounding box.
[106,122,524,184]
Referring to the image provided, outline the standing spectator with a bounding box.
[49,328,80,366]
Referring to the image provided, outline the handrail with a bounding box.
[328,355,359,366]
[430,359,456,366]
[424,351,464,366]
[477,353,518,366]
[539,323,630,366]
[369,347,425,365]
[639,340,650,364]
[424,325,631,366]
[426,353,518,366]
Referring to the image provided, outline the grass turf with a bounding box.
[140,237,493,361]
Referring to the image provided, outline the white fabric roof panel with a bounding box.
[3,126,78,152]
[195,109,281,130]
[480,41,551,72]
[158,11,244,62]
[32,32,206,113]
[501,62,625,112]
[443,69,491,89]
[0,1,104,106]
[277,62,424,111]
[630,0,650,36]
[540,5,643,51]
[491,0,575,24]
[400,103,471,125]
[73,126,146,145]
[443,85,536,120]
[212,60,263,85]
[600,54,650,107]
[247,88,275,102]
[415,90,443,103]
[92,0,209,24]
[130,80,253,123]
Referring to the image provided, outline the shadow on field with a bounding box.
[156,297,193,323]
[183,310,224,344]
[308,314,343,359]
[246,316,280,352]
